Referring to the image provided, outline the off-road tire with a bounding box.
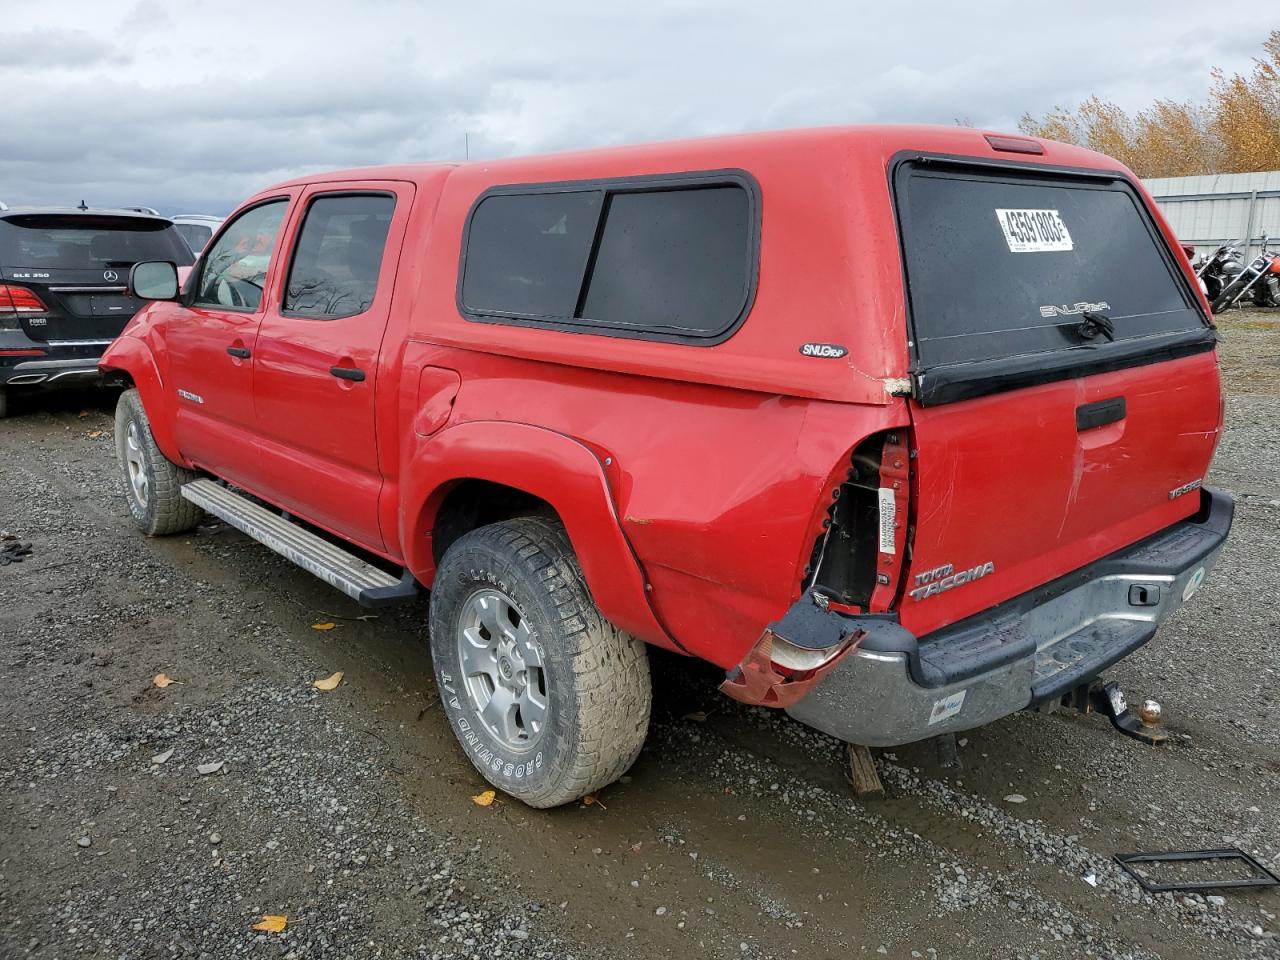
[114,388,202,536]
[429,517,651,808]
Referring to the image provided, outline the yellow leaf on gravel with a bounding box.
[87,430,103,439]
[311,622,337,631]
[312,672,343,691]
[252,915,288,933]
[153,673,175,688]
[471,789,497,807]
[582,793,607,810]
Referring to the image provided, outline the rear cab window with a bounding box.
[459,172,758,343]
[894,160,1212,404]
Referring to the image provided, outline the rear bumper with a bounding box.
[784,487,1234,747]
[0,340,111,388]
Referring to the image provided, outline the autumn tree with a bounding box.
[1019,30,1280,177]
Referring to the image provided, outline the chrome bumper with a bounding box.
[784,487,1234,747]
[2,356,106,386]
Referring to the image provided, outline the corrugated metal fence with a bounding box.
[1145,170,1280,260]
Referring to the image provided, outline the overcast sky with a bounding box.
[0,0,1261,215]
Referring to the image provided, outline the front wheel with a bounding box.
[1212,280,1246,314]
[114,388,203,536]
[429,517,652,808]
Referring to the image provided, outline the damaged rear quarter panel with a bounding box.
[628,395,909,670]
[444,365,909,669]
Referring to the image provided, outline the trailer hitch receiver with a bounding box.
[1070,680,1167,745]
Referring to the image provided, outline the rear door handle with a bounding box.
[226,346,251,359]
[330,366,366,382]
[1076,396,1126,431]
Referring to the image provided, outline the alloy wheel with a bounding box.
[456,588,548,750]
[124,420,149,508]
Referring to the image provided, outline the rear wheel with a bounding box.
[429,517,651,808]
[114,388,202,536]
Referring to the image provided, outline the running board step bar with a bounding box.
[180,478,417,607]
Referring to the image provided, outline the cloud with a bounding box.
[0,0,1263,214]
[0,28,131,70]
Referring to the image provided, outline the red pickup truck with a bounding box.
[101,126,1232,807]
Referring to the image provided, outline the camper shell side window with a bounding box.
[458,170,760,345]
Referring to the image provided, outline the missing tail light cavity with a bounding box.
[804,432,902,607]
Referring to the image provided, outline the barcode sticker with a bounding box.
[995,208,1073,252]
[877,487,897,554]
[929,690,966,725]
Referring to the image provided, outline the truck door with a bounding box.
[167,196,295,488]
[249,183,414,552]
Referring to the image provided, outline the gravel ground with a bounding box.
[1,312,1278,959]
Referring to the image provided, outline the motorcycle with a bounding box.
[1210,233,1280,312]
[1193,240,1245,304]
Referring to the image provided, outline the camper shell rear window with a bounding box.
[893,158,1213,404]
[458,171,760,344]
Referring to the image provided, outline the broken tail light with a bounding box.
[720,601,866,707]
[723,433,912,708]
[802,430,910,613]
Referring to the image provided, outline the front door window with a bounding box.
[194,201,288,310]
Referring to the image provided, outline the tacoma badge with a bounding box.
[909,561,996,602]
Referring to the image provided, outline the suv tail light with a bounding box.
[0,285,51,341]
[0,284,49,315]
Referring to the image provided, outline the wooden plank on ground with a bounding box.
[845,743,884,799]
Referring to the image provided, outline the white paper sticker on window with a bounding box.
[995,208,1073,253]
[877,487,896,555]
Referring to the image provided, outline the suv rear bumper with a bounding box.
[0,339,111,388]
[784,487,1233,747]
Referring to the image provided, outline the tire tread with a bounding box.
[115,389,202,536]
[432,516,651,808]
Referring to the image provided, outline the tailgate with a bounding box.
[3,268,146,341]
[0,213,191,341]
[893,157,1221,637]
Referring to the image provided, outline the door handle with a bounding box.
[226,346,251,359]
[1076,396,1126,431]
[330,366,366,382]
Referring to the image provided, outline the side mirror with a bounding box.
[129,260,179,301]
